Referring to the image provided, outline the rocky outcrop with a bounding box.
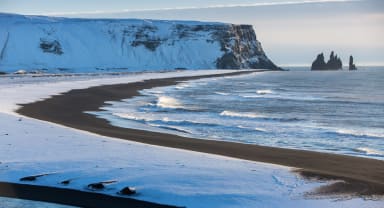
[0,13,281,73]
[349,55,357,70]
[311,53,327,70]
[311,51,342,70]
[214,25,280,70]
[40,39,63,55]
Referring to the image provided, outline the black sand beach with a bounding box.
[2,70,383,207]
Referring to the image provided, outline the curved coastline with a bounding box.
[6,70,384,205]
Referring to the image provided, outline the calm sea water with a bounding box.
[93,67,384,160]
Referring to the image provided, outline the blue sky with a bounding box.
[1,0,383,66]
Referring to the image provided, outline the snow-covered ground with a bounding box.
[0,70,382,208]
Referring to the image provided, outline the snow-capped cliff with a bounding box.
[0,13,279,73]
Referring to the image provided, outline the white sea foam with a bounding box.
[254,127,267,132]
[240,88,328,102]
[175,83,190,89]
[161,117,193,123]
[214,91,230,96]
[241,95,261,98]
[220,110,262,119]
[256,89,273,95]
[113,112,154,122]
[356,147,384,156]
[157,96,184,109]
[115,112,212,127]
[237,125,266,132]
[336,129,384,138]
[148,123,193,134]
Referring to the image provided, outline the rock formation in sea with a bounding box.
[311,51,342,70]
[349,55,357,70]
[311,53,327,70]
[0,13,281,73]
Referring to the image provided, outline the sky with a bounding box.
[1,0,383,66]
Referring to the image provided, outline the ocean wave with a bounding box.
[355,147,384,156]
[143,89,164,95]
[220,110,302,122]
[175,83,190,90]
[156,96,185,109]
[256,89,273,95]
[160,118,220,128]
[114,112,217,128]
[148,123,193,134]
[237,125,266,132]
[240,93,324,101]
[214,91,230,96]
[113,112,155,123]
[335,129,384,138]
[220,110,262,119]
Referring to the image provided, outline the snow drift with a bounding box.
[0,13,279,73]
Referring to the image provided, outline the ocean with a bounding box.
[93,67,384,160]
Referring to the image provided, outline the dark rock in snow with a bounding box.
[20,173,52,181]
[40,39,63,55]
[20,176,38,181]
[87,180,117,190]
[118,186,137,195]
[60,179,72,185]
[87,182,105,190]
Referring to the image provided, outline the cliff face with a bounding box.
[0,13,279,73]
[214,25,279,70]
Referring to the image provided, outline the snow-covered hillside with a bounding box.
[0,13,279,73]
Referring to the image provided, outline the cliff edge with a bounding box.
[0,13,280,73]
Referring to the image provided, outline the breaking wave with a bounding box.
[220,110,302,122]
[256,89,273,95]
[156,96,184,109]
[335,129,384,139]
[175,83,190,89]
[148,123,193,134]
[355,147,384,156]
[237,125,267,132]
[113,112,155,122]
[220,110,263,119]
[214,91,230,96]
[114,112,217,127]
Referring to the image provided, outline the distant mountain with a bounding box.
[0,13,280,74]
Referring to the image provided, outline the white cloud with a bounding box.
[45,0,359,16]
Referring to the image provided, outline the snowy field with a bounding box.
[0,70,382,208]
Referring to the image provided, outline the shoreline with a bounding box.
[5,69,384,205]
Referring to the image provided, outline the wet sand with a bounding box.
[3,70,383,206]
